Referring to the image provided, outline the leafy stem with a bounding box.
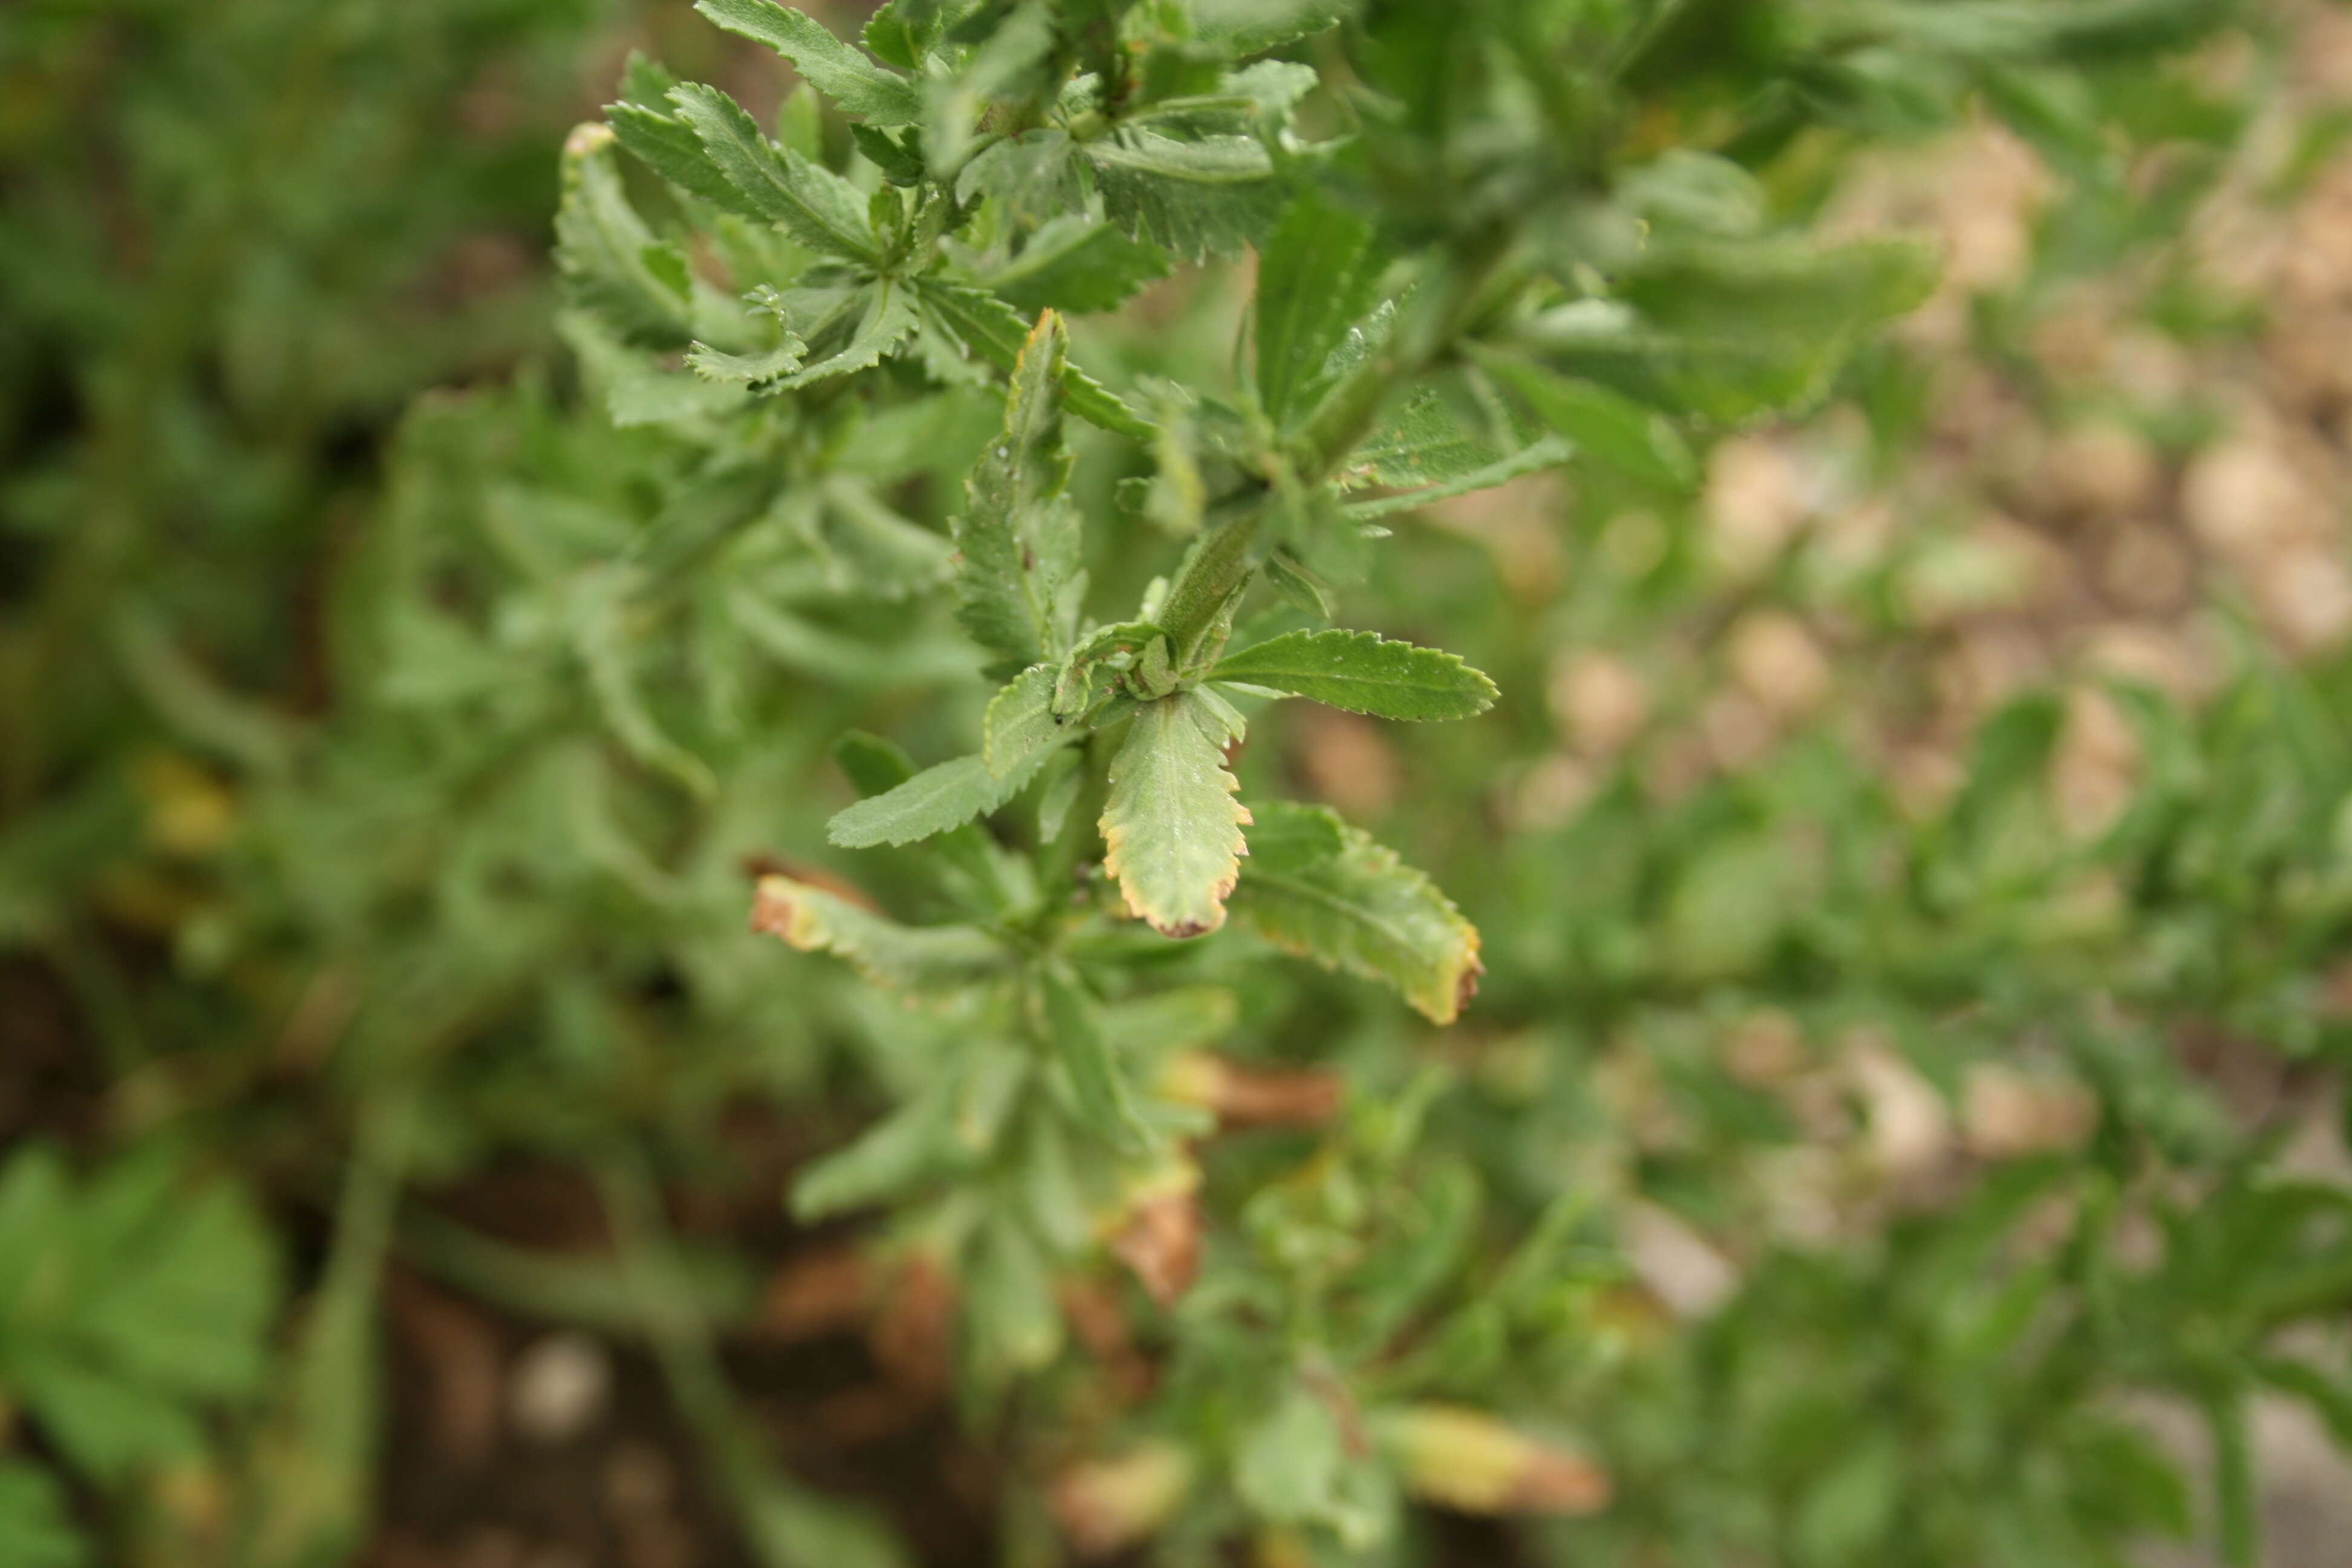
[1160,224,1524,660]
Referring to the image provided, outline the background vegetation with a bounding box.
[7,1,2352,1566]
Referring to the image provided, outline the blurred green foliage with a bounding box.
[6,1,2352,1566]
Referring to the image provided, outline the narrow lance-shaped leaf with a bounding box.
[695,0,924,125]
[751,873,1008,993]
[668,83,880,264]
[605,102,754,214]
[1471,347,1697,491]
[829,751,1048,848]
[1187,0,1356,54]
[955,312,1083,672]
[1231,802,1483,1024]
[1100,691,1252,939]
[792,1080,956,1221]
[1212,629,1497,721]
[967,1215,1063,1386]
[568,567,717,799]
[832,730,1006,905]
[1034,962,1148,1148]
[1255,192,1386,429]
[555,125,693,347]
[1339,437,1572,522]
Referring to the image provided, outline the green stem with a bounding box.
[1157,227,1522,658]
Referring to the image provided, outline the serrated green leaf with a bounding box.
[696,0,924,125]
[834,730,918,797]
[606,101,756,213]
[1346,380,1514,488]
[984,663,1077,778]
[752,872,1008,991]
[985,215,1174,315]
[1210,59,1325,117]
[1472,348,1698,490]
[1101,691,1251,938]
[1232,802,1482,1023]
[560,313,749,430]
[1212,629,1496,721]
[1089,132,1287,260]
[831,730,1007,900]
[956,129,1085,231]
[828,751,1046,847]
[924,0,1057,175]
[555,125,694,347]
[687,333,808,387]
[1186,0,1355,54]
[851,122,928,184]
[863,0,951,69]
[619,50,680,108]
[668,83,880,263]
[779,279,918,387]
[1263,548,1335,618]
[1256,192,1385,428]
[0,1462,86,1568]
[954,311,1084,671]
[914,279,1153,440]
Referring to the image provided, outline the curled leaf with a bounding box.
[751,873,1006,992]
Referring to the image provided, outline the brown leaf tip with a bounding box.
[749,875,800,939]
[1453,953,1488,1018]
[1111,1188,1201,1307]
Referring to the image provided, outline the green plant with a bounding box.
[525,0,2350,1562]
[13,0,2352,1564]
